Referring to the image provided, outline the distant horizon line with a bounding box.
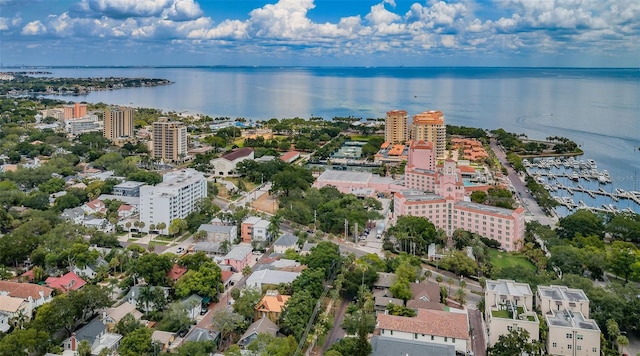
[1,65,639,70]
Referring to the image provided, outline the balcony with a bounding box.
[491,301,538,323]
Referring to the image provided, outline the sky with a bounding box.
[1,0,639,67]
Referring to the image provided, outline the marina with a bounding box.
[523,157,640,217]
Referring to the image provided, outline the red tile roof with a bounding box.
[167,264,188,282]
[0,280,53,300]
[376,308,469,340]
[45,271,86,292]
[222,147,253,161]
[221,270,233,283]
[280,151,300,163]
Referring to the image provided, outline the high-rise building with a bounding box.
[103,106,134,141]
[412,110,446,159]
[152,117,187,162]
[139,169,207,233]
[385,109,408,144]
[63,102,87,120]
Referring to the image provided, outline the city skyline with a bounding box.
[1,0,639,68]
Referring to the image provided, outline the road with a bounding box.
[321,298,349,354]
[490,138,558,227]
[468,309,487,356]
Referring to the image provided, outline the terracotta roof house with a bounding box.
[167,264,188,283]
[255,290,290,322]
[45,271,86,293]
[82,198,107,215]
[280,151,301,163]
[238,317,279,348]
[210,147,254,177]
[406,281,444,311]
[376,308,470,354]
[0,281,54,309]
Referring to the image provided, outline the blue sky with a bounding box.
[1,0,639,67]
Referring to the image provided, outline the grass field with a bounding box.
[489,249,536,271]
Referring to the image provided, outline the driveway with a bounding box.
[468,309,487,356]
[322,297,349,353]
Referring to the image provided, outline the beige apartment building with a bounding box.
[485,279,539,346]
[63,102,87,120]
[545,310,600,356]
[537,285,590,318]
[103,106,134,141]
[385,109,408,144]
[152,117,187,162]
[411,110,446,159]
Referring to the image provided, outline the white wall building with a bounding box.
[139,169,207,233]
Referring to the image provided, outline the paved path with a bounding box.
[490,138,558,227]
[321,297,349,354]
[468,309,487,356]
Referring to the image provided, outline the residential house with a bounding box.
[406,281,444,311]
[82,199,107,215]
[545,309,600,356]
[198,224,237,243]
[210,147,254,177]
[376,308,470,354]
[124,286,170,312]
[370,335,455,356]
[238,317,279,348]
[73,257,108,280]
[241,216,261,243]
[246,270,300,292]
[221,270,234,291]
[179,294,204,320]
[184,328,220,347]
[485,279,539,347]
[223,245,253,272]
[46,271,86,293]
[300,243,317,256]
[117,204,136,219]
[60,207,85,225]
[102,302,144,331]
[167,264,188,284]
[537,285,590,318]
[374,295,404,313]
[254,290,290,323]
[193,241,225,256]
[63,317,122,356]
[374,272,397,290]
[152,330,175,352]
[280,151,301,163]
[0,281,54,309]
[251,219,271,244]
[0,295,30,332]
[273,234,299,254]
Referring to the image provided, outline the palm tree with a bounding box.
[125,221,131,238]
[435,275,443,285]
[446,278,454,295]
[424,269,432,281]
[455,288,466,305]
[139,286,154,318]
[157,222,166,236]
[267,214,282,242]
[11,309,28,329]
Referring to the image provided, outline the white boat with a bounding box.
[571,172,580,181]
[588,159,597,169]
[598,174,607,184]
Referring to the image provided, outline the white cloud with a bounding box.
[365,2,401,26]
[22,20,46,35]
[0,16,21,31]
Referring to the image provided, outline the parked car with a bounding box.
[176,247,184,253]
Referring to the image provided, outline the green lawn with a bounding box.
[489,249,536,271]
[491,309,510,318]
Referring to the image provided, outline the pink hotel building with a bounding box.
[313,140,525,251]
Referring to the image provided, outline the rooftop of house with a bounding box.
[221,147,254,162]
[152,330,175,345]
[280,151,301,162]
[198,224,237,234]
[273,233,299,247]
[224,245,253,261]
[243,216,262,225]
[74,317,106,342]
[537,285,589,303]
[486,279,533,298]
[376,308,469,340]
[0,295,27,313]
[374,272,397,288]
[370,335,455,356]
[167,264,188,281]
[246,270,300,287]
[374,296,404,307]
[255,291,291,313]
[45,271,86,292]
[409,281,440,304]
[240,317,279,342]
[0,280,54,300]
[105,302,143,323]
[185,328,219,343]
[545,309,600,331]
[315,170,372,184]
